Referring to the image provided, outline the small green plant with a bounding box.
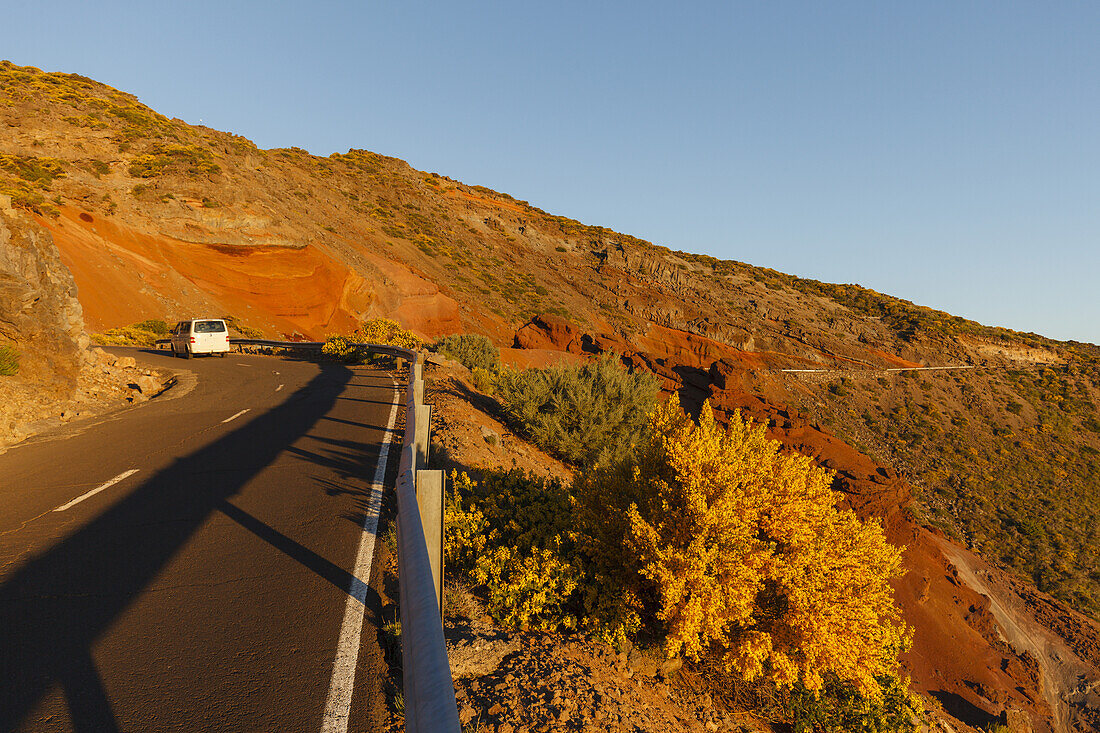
[472,367,495,394]
[0,345,19,376]
[432,333,500,372]
[128,144,220,178]
[132,319,169,335]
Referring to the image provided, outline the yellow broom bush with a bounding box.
[576,395,909,694]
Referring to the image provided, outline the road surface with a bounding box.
[0,348,402,732]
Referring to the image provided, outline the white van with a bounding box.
[170,319,230,358]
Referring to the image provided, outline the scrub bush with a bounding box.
[0,345,18,376]
[445,470,580,631]
[574,396,909,694]
[432,333,499,372]
[321,335,358,362]
[92,321,166,346]
[783,673,922,733]
[493,354,660,467]
[354,318,421,350]
[132,319,169,335]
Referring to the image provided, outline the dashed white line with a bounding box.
[275,384,284,392]
[321,376,399,733]
[221,409,250,424]
[54,469,140,512]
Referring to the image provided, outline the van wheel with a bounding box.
[219,352,227,358]
[183,348,192,359]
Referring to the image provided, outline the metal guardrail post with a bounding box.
[415,469,445,615]
[414,404,431,469]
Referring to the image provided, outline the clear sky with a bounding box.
[6,1,1099,344]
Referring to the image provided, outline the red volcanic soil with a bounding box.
[39,208,465,340]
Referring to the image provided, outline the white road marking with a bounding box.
[321,376,400,733]
[221,409,250,424]
[54,469,140,512]
[275,384,284,392]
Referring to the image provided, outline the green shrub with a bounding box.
[432,333,500,372]
[783,674,922,733]
[132,319,169,335]
[472,367,495,394]
[221,316,263,339]
[0,154,65,187]
[0,345,18,376]
[127,145,220,178]
[494,354,659,467]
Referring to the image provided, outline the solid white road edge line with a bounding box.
[221,409,250,424]
[54,469,140,512]
[321,375,400,733]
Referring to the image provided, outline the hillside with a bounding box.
[3,61,1100,732]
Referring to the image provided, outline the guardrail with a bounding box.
[156,336,459,732]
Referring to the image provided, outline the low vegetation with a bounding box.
[128,144,220,178]
[446,396,919,730]
[493,354,660,466]
[432,333,500,372]
[92,319,169,347]
[0,153,66,211]
[321,335,358,362]
[323,318,423,362]
[809,362,1100,619]
[0,345,19,376]
[355,318,422,350]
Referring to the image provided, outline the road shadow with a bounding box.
[0,364,356,732]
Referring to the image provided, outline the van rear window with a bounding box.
[194,320,227,333]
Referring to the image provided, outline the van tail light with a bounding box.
[190,337,196,344]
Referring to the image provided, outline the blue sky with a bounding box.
[6,1,1099,344]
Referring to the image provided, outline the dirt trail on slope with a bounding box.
[937,538,1100,733]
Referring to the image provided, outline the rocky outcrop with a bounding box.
[0,199,87,443]
[0,197,88,383]
[0,199,163,447]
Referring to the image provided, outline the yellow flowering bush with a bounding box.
[321,334,357,361]
[575,395,910,694]
[354,318,422,350]
[445,470,580,631]
[445,396,912,710]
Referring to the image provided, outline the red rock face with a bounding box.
[39,208,468,341]
[513,314,586,353]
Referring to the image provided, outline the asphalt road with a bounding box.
[0,347,403,732]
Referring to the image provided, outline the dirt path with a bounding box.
[936,537,1099,733]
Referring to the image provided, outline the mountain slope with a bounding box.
[3,61,1100,732]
